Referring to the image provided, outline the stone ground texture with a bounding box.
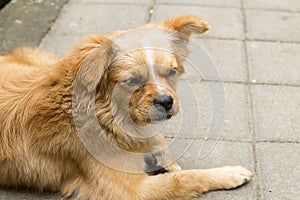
[0,0,299,199]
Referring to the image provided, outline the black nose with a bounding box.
[153,95,173,112]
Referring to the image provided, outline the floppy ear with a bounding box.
[160,16,210,64]
[73,35,119,92]
[78,42,117,92]
[161,15,210,36]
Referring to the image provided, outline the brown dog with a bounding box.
[0,16,252,199]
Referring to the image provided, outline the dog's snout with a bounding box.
[153,95,173,111]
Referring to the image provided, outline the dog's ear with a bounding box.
[161,15,210,37]
[160,16,209,63]
[73,35,119,92]
[79,42,117,92]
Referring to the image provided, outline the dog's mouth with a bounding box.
[150,114,172,122]
[149,94,176,123]
[149,108,174,123]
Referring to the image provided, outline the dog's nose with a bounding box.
[153,95,173,111]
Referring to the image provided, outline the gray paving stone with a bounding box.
[256,142,300,199]
[166,138,255,199]
[39,3,150,57]
[244,0,300,12]
[163,82,251,141]
[157,0,241,8]
[169,139,254,170]
[152,5,244,40]
[0,189,58,199]
[199,188,256,200]
[195,38,247,82]
[48,3,150,35]
[0,0,68,53]
[245,10,300,42]
[252,85,300,141]
[71,0,154,5]
[39,33,85,58]
[247,41,300,85]
[220,83,251,141]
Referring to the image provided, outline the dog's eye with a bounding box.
[127,78,140,86]
[167,69,177,77]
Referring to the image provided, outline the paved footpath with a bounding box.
[0,0,299,199]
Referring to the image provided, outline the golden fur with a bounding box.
[0,16,252,199]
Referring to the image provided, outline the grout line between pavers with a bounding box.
[245,7,300,14]
[188,79,300,88]
[156,3,242,9]
[256,140,300,144]
[195,36,300,44]
[70,2,155,6]
[164,136,300,144]
[165,135,252,143]
[155,2,300,14]
[244,38,300,44]
[241,1,263,199]
[37,0,70,47]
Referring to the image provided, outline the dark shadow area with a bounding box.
[0,188,58,200]
[0,0,10,10]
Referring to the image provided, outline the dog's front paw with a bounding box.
[216,166,253,189]
[168,162,182,172]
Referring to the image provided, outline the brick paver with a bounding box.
[245,10,300,42]
[247,41,300,85]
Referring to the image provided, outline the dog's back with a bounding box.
[0,47,57,68]
[0,48,70,191]
[0,48,49,158]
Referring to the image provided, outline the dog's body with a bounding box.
[0,16,252,199]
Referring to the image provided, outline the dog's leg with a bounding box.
[62,165,252,200]
[139,166,253,200]
[156,133,181,172]
[144,134,181,175]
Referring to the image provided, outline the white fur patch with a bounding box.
[142,38,157,82]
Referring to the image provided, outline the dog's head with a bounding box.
[72,16,209,137]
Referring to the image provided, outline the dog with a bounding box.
[0,15,252,199]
